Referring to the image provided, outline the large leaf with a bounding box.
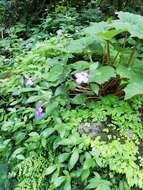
[124,82,143,100]
[89,66,116,84]
[46,64,65,82]
[67,36,103,55]
[116,12,143,39]
[116,58,143,82]
[71,61,90,71]
[83,22,112,34]
[98,29,125,40]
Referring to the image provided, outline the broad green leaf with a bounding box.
[67,37,91,53]
[46,64,64,82]
[41,128,55,138]
[14,132,26,145]
[67,36,103,55]
[83,158,95,170]
[64,181,71,190]
[59,135,81,146]
[72,94,86,105]
[124,82,143,100]
[90,83,99,94]
[87,175,111,190]
[46,100,59,115]
[83,22,111,34]
[26,96,41,103]
[116,59,143,82]
[116,11,143,39]
[71,61,90,71]
[86,40,103,55]
[81,169,90,181]
[68,148,79,170]
[89,66,116,84]
[27,132,40,142]
[45,165,56,175]
[98,29,124,40]
[53,176,65,187]
[58,153,70,163]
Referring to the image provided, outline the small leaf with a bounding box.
[81,169,90,181]
[45,165,56,175]
[41,128,55,138]
[90,84,99,94]
[27,132,40,142]
[26,96,40,103]
[53,176,65,187]
[64,181,71,190]
[69,148,79,170]
[72,95,86,105]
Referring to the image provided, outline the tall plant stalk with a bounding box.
[128,39,140,66]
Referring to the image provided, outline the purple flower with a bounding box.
[25,77,33,86]
[75,71,89,84]
[35,106,43,119]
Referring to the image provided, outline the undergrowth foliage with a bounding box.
[1,9,143,190]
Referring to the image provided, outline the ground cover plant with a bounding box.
[1,1,143,190]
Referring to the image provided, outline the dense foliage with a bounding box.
[1,1,143,190]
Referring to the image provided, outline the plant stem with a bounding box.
[102,42,106,65]
[128,39,140,66]
[113,52,120,65]
[106,40,110,65]
[89,55,93,63]
[123,32,128,48]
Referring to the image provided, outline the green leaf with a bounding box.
[72,94,86,105]
[90,84,99,94]
[116,11,143,39]
[59,134,81,146]
[116,59,143,83]
[68,36,103,55]
[64,181,71,190]
[68,148,79,170]
[45,165,56,175]
[58,153,70,163]
[89,66,116,84]
[81,169,90,181]
[46,64,64,82]
[71,61,90,71]
[68,37,90,53]
[41,128,55,138]
[53,176,65,187]
[27,132,40,142]
[99,29,124,40]
[26,96,41,103]
[86,174,111,190]
[83,22,111,34]
[124,82,143,100]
